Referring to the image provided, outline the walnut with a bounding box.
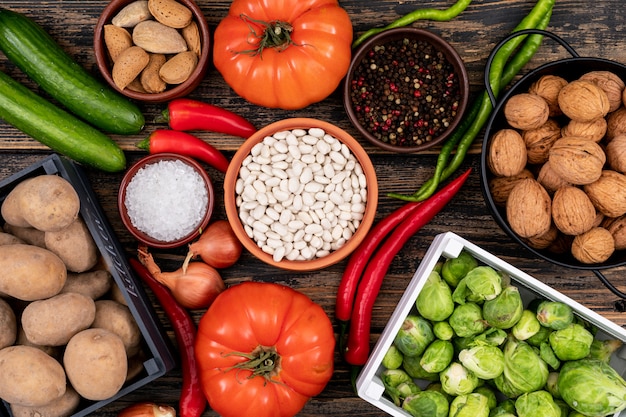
[506,178,552,238]
[571,227,615,264]
[558,80,610,122]
[606,106,626,141]
[489,169,534,206]
[522,119,561,164]
[548,233,574,255]
[524,223,559,250]
[583,170,626,217]
[561,117,607,143]
[606,134,626,173]
[603,215,626,250]
[551,186,597,235]
[504,93,549,130]
[548,137,606,185]
[487,129,527,176]
[537,160,571,194]
[579,71,626,113]
[529,74,568,117]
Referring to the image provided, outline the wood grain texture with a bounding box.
[1,1,626,416]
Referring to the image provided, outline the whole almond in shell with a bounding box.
[140,53,167,93]
[504,93,549,130]
[103,25,133,63]
[552,186,597,235]
[148,0,193,29]
[579,70,625,113]
[181,21,201,57]
[487,129,527,177]
[132,20,188,54]
[558,80,610,122]
[571,227,615,264]
[606,134,626,173]
[159,51,198,84]
[112,46,150,90]
[506,178,552,239]
[561,117,607,143]
[111,0,151,27]
[548,137,606,185]
[489,169,534,206]
[583,170,626,218]
[522,118,561,164]
[529,74,568,117]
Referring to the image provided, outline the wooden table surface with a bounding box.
[2,0,626,416]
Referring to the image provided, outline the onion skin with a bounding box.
[138,247,225,310]
[118,402,176,417]
[187,220,242,269]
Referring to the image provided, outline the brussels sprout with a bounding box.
[416,271,455,321]
[440,362,479,396]
[403,354,440,381]
[498,337,549,396]
[402,390,450,417]
[453,266,502,304]
[554,398,571,417]
[511,309,541,340]
[420,339,454,373]
[433,321,455,341]
[588,339,624,363]
[459,344,505,380]
[449,302,489,338]
[482,286,524,329]
[397,381,421,400]
[558,359,626,416]
[382,344,404,370]
[546,371,561,399]
[473,327,508,347]
[515,390,561,417]
[549,323,594,361]
[425,382,452,402]
[489,399,516,416]
[394,315,434,357]
[449,393,490,417]
[526,323,552,347]
[540,341,561,370]
[474,385,497,409]
[536,301,574,330]
[381,368,414,406]
[441,250,478,287]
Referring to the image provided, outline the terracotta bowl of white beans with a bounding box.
[224,118,379,271]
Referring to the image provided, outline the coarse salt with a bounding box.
[124,160,208,242]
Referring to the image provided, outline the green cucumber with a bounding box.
[0,7,144,135]
[0,69,126,172]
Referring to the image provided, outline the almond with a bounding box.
[159,51,197,84]
[111,0,151,28]
[181,21,201,57]
[103,25,133,63]
[132,20,188,54]
[148,0,193,29]
[140,53,167,93]
[112,46,150,90]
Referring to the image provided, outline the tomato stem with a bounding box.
[238,14,296,56]
[223,346,282,381]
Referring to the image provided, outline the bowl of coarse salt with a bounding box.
[224,118,379,271]
[118,153,215,249]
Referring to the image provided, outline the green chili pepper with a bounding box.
[352,0,472,48]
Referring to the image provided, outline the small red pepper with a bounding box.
[160,98,257,138]
[129,256,206,417]
[343,168,472,366]
[137,130,230,173]
[335,201,422,323]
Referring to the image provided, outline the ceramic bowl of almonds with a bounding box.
[94,0,210,102]
[481,50,626,271]
[223,118,379,271]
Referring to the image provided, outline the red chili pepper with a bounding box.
[129,256,206,417]
[137,129,230,173]
[161,98,257,138]
[335,201,422,323]
[343,168,472,366]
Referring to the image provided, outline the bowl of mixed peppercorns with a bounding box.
[343,28,470,152]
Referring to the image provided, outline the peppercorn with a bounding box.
[350,37,461,147]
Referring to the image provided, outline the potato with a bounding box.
[3,224,45,247]
[19,175,80,232]
[0,345,66,407]
[63,328,127,401]
[92,300,141,355]
[110,282,128,306]
[0,298,16,349]
[15,327,62,359]
[60,270,113,299]
[0,231,24,245]
[44,217,98,273]
[21,292,96,346]
[0,244,67,301]
[1,178,33,228]
[10,386,80,417]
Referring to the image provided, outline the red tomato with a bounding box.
[212,0,353,110]
[195,281,335,417]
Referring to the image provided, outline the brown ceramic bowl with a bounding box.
[94,0,210,103]
[224,118,379,271]
[118,153,214,249]
[343,27,470,153]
